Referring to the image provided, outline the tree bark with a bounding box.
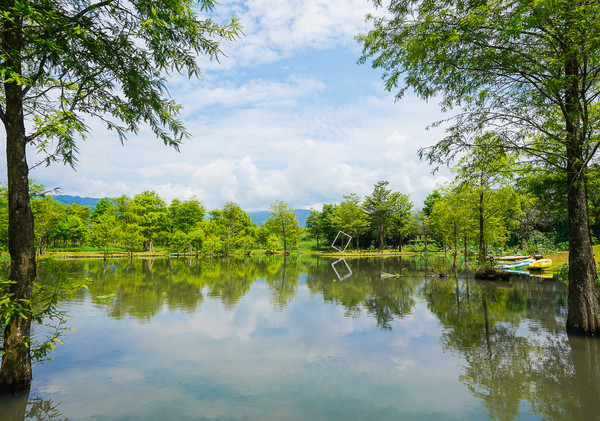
[566,160,600,334]
[1,6,36,390]
[378,216,384,249]
[478,189,485,264]
[564,27,600,334]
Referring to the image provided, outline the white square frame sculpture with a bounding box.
[331,231,352,252]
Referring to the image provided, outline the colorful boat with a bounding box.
[495,255,531,261]
[495,258,535,270]
[528,259,552,270]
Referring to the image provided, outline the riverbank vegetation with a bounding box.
[0,175,586,268]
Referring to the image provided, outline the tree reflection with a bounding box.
[423,276,598,420]
[0,386,30,421]
[42,256,419,331]
[305,257,415,330]
[265,256,300,309]
[25,396,65,421]
[0,387,67,421]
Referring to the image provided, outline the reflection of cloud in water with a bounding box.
[29,277,454,420]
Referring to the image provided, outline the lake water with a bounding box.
[1,255,598,420]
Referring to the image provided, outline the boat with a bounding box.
[495,258,535,270]
[528,259,552,270]
[494,255,531,261]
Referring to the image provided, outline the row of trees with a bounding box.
[0,186,302,258]
[5,169,584,263]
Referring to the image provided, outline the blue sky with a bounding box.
[9,0,452,211]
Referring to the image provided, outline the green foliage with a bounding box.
[555,264,570,286]
[330,194,369,250]
[2,0,242,166]
[130,191,168,251]
[0,261,84,363]
[168,197,205,234]
[364,181,411,249]
[265,201,302,254]
[423,190,441,218]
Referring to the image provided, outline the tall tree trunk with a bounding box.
[227,225,231,255]
[378,217,384,249]
[564,30,600,334]
[478,189,485,264]
[566,158,600,334]
[453,224,458,268]
[1,7,35,390]
[464,233,468,266]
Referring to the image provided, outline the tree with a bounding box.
[330,194,369,250]
[305,210,323,248]
[389,194,413,252]
[220,202,255,255]
[423,190,441,218]
[88,202,118,259]
[91,198,116,222]
[1,1,240,389]
[265,201,301,254]
[409,210,431,253]
[363,181,406,249]
[168,197,205,235]
[130,191,168,252]
[359,0,600,334]
[30,196,64,253]
[454,138,522,263]
[429,186,474,267]
[320,204,338,247]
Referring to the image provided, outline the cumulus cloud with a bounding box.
[207,0,376,68]
[1,0,454,211]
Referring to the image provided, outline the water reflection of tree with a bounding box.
[422,277,598,420]
[50,257,307,320]
[305,257,415,330]
[0,387,67,421]
[265,256,300,309]
[25,395,65,420]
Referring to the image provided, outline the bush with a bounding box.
[555,264,569,285]
[525,230,557,255]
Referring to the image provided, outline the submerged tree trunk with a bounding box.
[1,8,35,390]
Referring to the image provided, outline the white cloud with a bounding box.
[170,76,326,115]
[16,87,450,210]
[0,0,454,211]
[202,0,376,68]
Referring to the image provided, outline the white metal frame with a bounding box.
[331,231,352,252]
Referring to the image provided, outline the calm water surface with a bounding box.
[1,255,598,420]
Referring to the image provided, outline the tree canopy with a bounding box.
[359,0,600,334]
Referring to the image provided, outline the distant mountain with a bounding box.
[249,208,311,227]
[52,195,312,227]
[52,195,100,208]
